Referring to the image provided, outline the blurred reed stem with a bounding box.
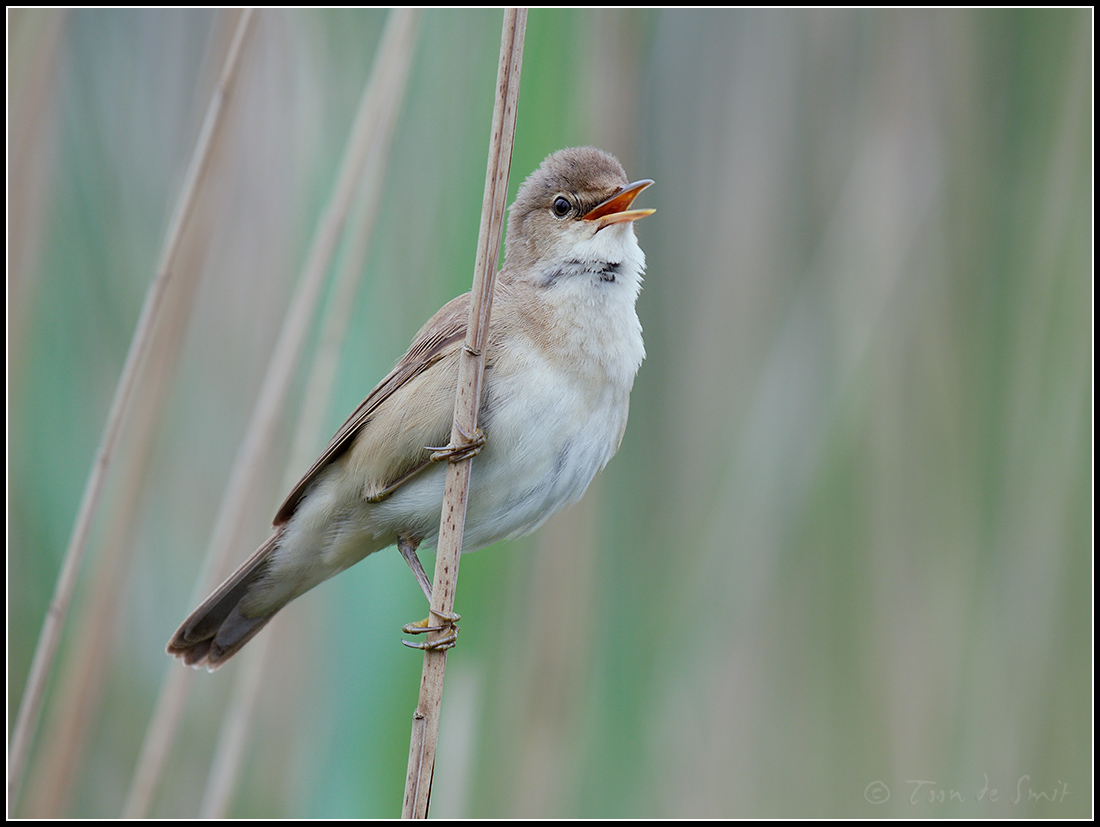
[8,9,256,812]
[123,9,420,817]
[195,10,420,817]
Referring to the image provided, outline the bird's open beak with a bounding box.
[584,179,655,231]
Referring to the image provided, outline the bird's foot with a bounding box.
[401,610,461,651]
[427,424,486,463]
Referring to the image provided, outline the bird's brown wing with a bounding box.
[273,293,471,526]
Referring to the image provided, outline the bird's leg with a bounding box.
[398,532,434,603]
[426,421,486,464]
[398,533,460,651]
[368,422,487,504]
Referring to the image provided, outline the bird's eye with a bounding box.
[551,195,572,218]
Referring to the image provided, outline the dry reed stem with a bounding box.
[122,10,420,817]
[401,7,527,819]
[194,10,421,818]
[19,14,263,817]
[8,9,67,371]
[7,9,257,810]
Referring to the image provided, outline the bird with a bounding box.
[167,146,654,669]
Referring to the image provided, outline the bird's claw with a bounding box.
[427,424,486,463]
[401,611,461,651]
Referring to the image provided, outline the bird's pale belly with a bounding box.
[374,371,629,552]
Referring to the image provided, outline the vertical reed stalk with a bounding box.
[196,9,420,817]
[7,9,257,810]
[122,10,420,817]
[401,7,527,819]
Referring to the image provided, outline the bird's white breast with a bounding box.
[374,224,646,551]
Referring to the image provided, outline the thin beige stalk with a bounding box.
[18,14,263,817]
[9,9,67,373]
[6,9,257,810]
[401,8,527,819]
[123,9,419,817]
[195,10,421,817]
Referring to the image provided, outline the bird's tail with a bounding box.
[167,532,284,670]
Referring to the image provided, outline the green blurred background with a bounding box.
[8,8,1092,818]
